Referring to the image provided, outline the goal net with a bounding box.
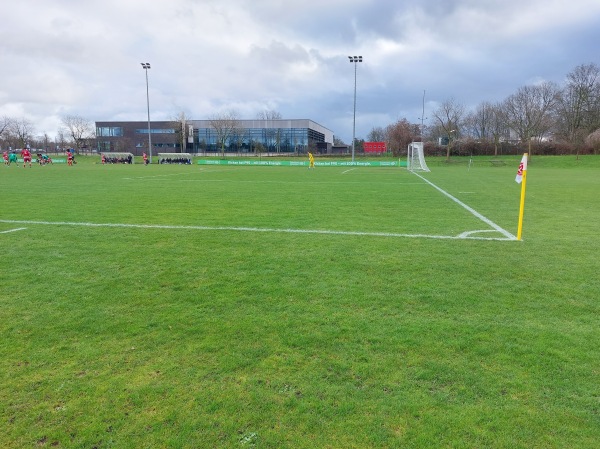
[407,142,430,172]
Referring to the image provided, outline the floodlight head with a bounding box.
[141,62,151,69]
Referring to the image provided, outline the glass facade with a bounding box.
[195,127,312,153]
[95,119,333,155]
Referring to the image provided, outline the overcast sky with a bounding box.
[2,0,600,143]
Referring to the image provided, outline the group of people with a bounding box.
[101,154,133,164]
[36,153,53,165]
[4,150,318,167]
[99,153,152,165]
[2,149,75,167]
[3,151,19,166]
[3,148,33,167]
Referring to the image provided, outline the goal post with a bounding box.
[407,142,430,172]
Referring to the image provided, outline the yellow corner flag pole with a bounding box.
[516,153,528,240]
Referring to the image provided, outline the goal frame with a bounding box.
[407,142,430,172]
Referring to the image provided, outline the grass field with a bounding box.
[1,155,599,448]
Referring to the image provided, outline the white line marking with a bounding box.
[410,171,517,240]
[0,219,515,241]
[0,227,27,234]
[458,229,502,238]
[341,168,358,174]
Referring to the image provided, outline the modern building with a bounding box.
[95,119,334,156]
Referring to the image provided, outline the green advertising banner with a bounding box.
[197,159,407,167]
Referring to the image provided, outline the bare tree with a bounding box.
[554,63,600,150]
[333,136,347,146]
[501,82,559,157]
[465,101,508,156]
[0,116,14,150]
[0,116,12,137]
[256,110,282,121]
[465,101,493,140]
[257,110,282,153]
[431,98,465,159]
[231,126,247,154]
[9,118,35,148]
[171,111,192,153]
[367,126,386,142]
[61,115,95,153]
[489,103,511,156]
[56,128,68,152]
[42,133,52,152]
[208,110,241,156]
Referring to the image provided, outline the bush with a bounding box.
[420,139,600,157]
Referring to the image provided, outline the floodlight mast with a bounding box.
[141,62,152,164]
[348,56,362,163]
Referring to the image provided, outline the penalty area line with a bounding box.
[0,219,515,241]
[410,172,517,240]
[0,227,27,234]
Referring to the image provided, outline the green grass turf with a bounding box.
[1,155,599,448]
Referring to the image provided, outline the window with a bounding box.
[97,127,123,137]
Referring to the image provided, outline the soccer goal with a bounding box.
[407,142,430,172]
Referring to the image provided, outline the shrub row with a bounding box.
[422,140,599,157]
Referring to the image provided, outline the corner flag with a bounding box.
[516,153,528,240]
[515,153,527,184]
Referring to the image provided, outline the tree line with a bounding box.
[364,62,600,158]
[0,115,95,153]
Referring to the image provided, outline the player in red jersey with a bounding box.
[101,153,106,164]
[67,150,74,166]
[21,148,32,168]
[2,151,8,166]
[143,152,148,165]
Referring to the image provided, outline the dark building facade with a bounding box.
[96,119,334,156]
